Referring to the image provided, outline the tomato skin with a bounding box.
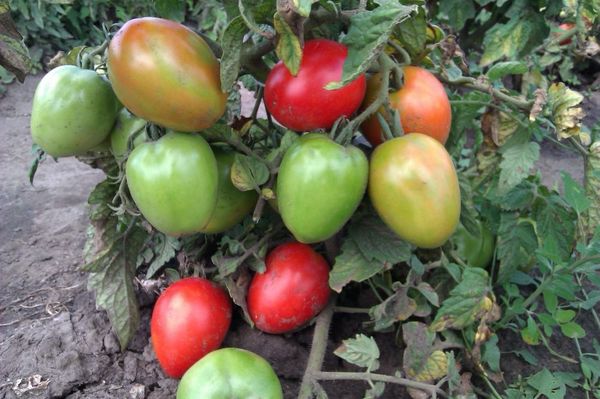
[369,133,460,248]
[557,23,575,45]
[177,348,283,399]
[107,17,226,132]
[361,67,451,146]
[151,277,231,379]
[452,223,495,268]
[264,39,366,131]
[31,65,120,157]
[247,242,331,334]
[277,133,368,243]
[201,149,258,234]
[110,108,147,160]
[126,132,218,236]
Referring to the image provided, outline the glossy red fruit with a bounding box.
[247,242,331,334]
[264,39,366,132]
[151,277,231,378]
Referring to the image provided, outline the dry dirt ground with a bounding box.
[0,75,596,398]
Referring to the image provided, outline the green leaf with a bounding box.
[543,291,558,314]
[534,194,576,263]
[154,0,185,22]
[334,334,380,371]
[329,212,412,292]
[430,267,491,331]
[498,139,540,195]
[440,0,475,31]
[555,309,576,324]
[527,368,566,399]
[28,144,45,185]
[273,12,302,75]
[480,17,532,66]
[292,0,317,17]
[486,61,528,81]
[220,16,247,92]
[403,322,447,383]
[482,334,501,372]
[363,382,385,399]
[520,315,541,345]
[501,181,535,211]
[394,6,426,58]
[144,234,181,278]
[238,0,276,34]
[560,321,586,339]
[328,2,417,89]
[369,285,417,331]
[415,282,439,307]
[496,212,538,284]
[561,172,590,214]
[230,154,269,191]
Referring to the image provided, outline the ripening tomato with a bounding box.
[360,66,451,146]
[151,277,232,378]
[107,17,226,132]
[369,133,460,248]
[126,132,219,236]
[31,65,120,157]
[247,242,331,334]
[109,108,148,160]
[264,39,366,131]
[557,22,575,45]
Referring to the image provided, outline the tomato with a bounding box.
[369,133,460,248]
[452,222,495,268]
[264,39,366,132]
[110,108,148,160]
[202,149,258,234]
[107,17,226,132]
[177,348,283,399]
[30,65,120,157]
[557,22,575,45]
[126,132,218,236]
[360,66,451,146]
[247,242,331,334]
[151,277,231,378]
[277,133,368,243]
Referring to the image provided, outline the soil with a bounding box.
[0,75,596,399]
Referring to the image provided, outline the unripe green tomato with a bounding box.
[31,65,120,157]
[201,149,258,234]
[369,133,461,248]
[110,109,147,160]
[277,133,369,243]
[453,222,495,268]
[177,348,283,399]
[126,132,218,236]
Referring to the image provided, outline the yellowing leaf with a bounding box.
[547,83,587,145]
[273,12,302,75]
[408,350,448,382]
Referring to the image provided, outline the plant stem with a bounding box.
[575,272,600,331]
[80,40,109,70]
[387,40,411,66]
[449,100,528,128]
[313,371,448,397]
[334,306,371,314]
[297,296,337,399]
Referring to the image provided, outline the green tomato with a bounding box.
[453,222,495,268]
[177,348,283,399]
[277,133,368,243]
[126,132,218,236]
[110,109,148,160]
[31,65,120,157]
[201,149,258,234]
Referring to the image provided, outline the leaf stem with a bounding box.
[333,306,371,314]
[80,40,109,70]
[449,100,528,128]
[313,371,448,397]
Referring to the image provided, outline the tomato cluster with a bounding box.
[30,13,463,395]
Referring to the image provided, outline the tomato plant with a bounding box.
[369,133,460,248]
[360,66,451,146]
[277,133,368,243]
[247,242,331,334]
[30,65,120,157]
[452,222,495,269]
[177,348,283,399]
[126,131,219,236]
[151,277,232,378]
[109,108,147,161]
[264,39,366,132]
[202,148,258,234]
[107,17,226,132]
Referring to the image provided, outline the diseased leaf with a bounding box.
[520,315,540,345]
[480,18,532,66]
[496,212,538,283]
[224,269,254,326]
[230,153,269,191]
[328,2,417,89]
[369,285,417,331]
[394,6,426,58]
[402,322,446,383]
[291,0,317,17]
[239,0,276,35]
[329,239,382,293]
[220,16,247,92]
[547,83,587,145]
[430,268,492,331]
[498,139,540,195]
[273,12,302,75]
[0,7,32,82]
[486,61,528,81]
[440,0,475,31]
[334,334,380,371]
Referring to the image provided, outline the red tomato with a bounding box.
[264,39,366,132]
[557,23,575,45]
[360,66,452,146]
[247,242,331,334]
[151,277,231,378]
